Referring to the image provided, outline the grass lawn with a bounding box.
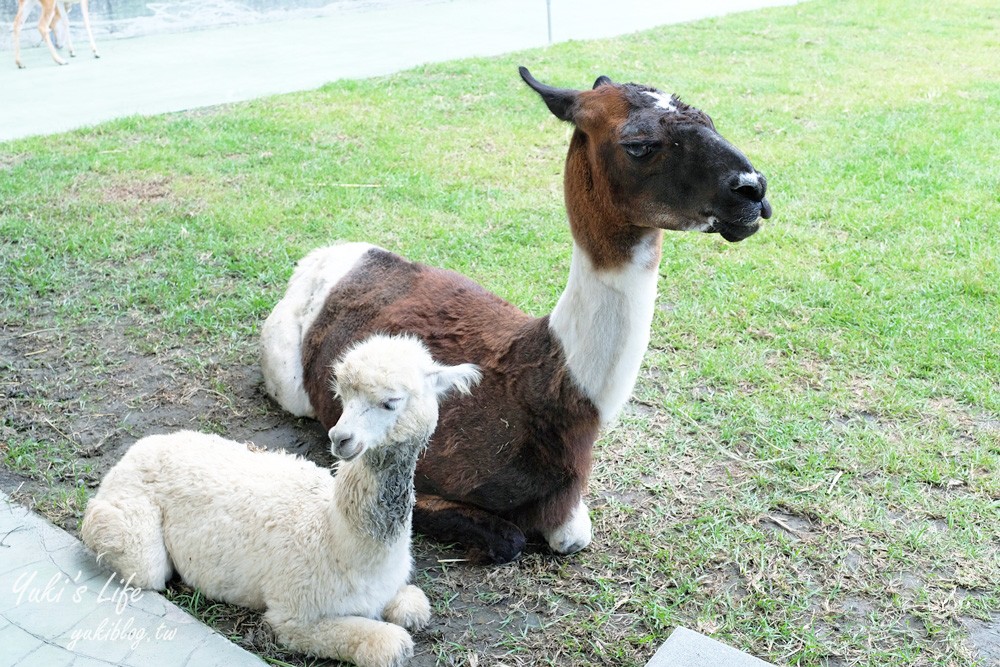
[2,0,999,665]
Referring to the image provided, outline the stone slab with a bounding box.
[647,626,775,667]
[0,491,265,667]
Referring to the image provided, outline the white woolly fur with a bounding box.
[82,335,480,667]
[260,242,377,418]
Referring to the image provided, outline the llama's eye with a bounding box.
[381,398,402,411]
[622,142,655,158]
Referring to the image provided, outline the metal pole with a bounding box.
[546,0,552,44]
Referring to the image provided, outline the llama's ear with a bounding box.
[428,363,482,398]
[593,74,613,89]
[519,66,579,123]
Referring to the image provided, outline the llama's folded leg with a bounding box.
[541,496,592,555]
[80,498,173,590]
[413,494,526,564]
[382,584,430,631]
[267,610,413,667]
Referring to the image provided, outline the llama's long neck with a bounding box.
[333,441,425,544]
[549,135,664,426]
[549,240,661,426]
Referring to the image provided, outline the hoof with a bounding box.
[472,528,526,565]
[552,536,589,555]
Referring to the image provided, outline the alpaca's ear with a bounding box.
[428,363,482,398]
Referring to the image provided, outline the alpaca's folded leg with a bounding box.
[267,610,413,667]
[382,584,430,631]
[80,498,173,590]
[413,493,526,564]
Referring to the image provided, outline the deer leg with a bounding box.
[13,0,29,68]
[52,2,72,56]
[78,0,100,58]
[413,493,526,564]
[37,1,67,66]
[266,610,414,667]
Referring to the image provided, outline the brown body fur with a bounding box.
[303,249,598,563]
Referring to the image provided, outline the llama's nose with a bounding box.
[730,171,772,219]
[731,171,766,202]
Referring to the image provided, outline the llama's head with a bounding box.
[520,67,771,263]
[328,334,482,461]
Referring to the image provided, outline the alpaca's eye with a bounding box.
[622,142,655,158]
[381,398,402,411]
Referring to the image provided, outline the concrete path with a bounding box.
[0,0,800,142]
[0,490,265,666]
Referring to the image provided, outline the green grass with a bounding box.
[2,0,999,665]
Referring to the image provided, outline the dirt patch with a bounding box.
[0,319,321,527]
[59,172,177,209]
[0,153,28,171]
[99,176,173,205]
[962,613,1000,666]
[759,510,813,539]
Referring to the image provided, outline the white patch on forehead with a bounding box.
[736,172,761,188]
[643,91,677,113]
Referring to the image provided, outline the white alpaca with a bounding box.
[81,334,481,667]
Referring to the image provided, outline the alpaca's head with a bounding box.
[328,334,482,461]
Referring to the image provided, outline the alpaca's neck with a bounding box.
[549,235,662,426]
[333,441,424,543]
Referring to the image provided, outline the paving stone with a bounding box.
[68,657,123,667]
[0,491,265,666]
[646,627,775,667]
[17,642,77,667]
[183,635,263,667]
[0,622,41,664]
[0,527,49,580]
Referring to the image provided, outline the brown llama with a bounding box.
[261,67,772,564]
